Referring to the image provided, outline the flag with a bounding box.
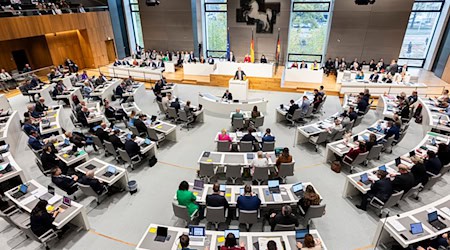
[226,27,230,60]
[250,30,255,63]
[275,29,281,65]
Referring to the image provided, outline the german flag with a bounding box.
[250,30,255,63]
[275,29,281,65]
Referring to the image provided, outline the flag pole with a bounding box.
[275,28,281,75]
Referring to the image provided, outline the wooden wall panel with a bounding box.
[0,36,53,71]
[0,12,114,68]
[442,55,450,84]
[45,31,85,69]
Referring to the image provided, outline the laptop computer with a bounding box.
[353,135,359,142]
[60,196,72,210]
[219,184,226,193]
[0,163,12,174]
[295,228,310,244]
[40,185,55,201]
[379,165,387,172]
[239,187,245,196]
[143,138,151,146]
[224,229,239,239]
[410,222,424,235]
[291,182,304,198]
[103,166,117,177]
[268,180,280,193]
[12,184,28,199]
[247,153,254,160]
[409,150,416,157]
[395,157,401,166]
[154,226,168,242]
[193,179,204,191]
[360,173,372,185]
[188,226,206,246]
[85,164,97,170]
[428,211,447,230]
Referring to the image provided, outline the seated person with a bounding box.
[290,61,299,69]
[365,133,378,152]
[299,61,308,69]
[243,54,251,63]
[35,97,48,113]
[30,200,59,237]
[104,100,126,121]
[222,89,233,101]
[301,96,311,116]
[24,104,42,120]
[23,118,39,135]
[206,183,229,208]
[297,185,320,215]
[170,98,181,112]
[78,170,108,195]
[391,164,415,193]
[287,99,299,117]
[311,60,320,70]
[344,142,366,163]
[326,118,343,141]
[262,128,275,142]
[355,70,364,80]
[269,205,299,231]
[384,121,400,140]
[416,233,449,250]
[408,155,428,186]
[115,82,126,102]
[251,105,261,120]
[133,114,148,135]
[241,128,258,149]
[207,56,215,65]
[184,101,201,122]
[199,55,206,64]
[50,166,78,194]
[260,55,268,63]
[113,58,122,66]
[109,129,125,149]
[128,110,137,127]
[356,170,393,211]
[65,131,97,151]
[437,143,450,166]
[348,106,358,121]
[296,234,322,250]
[425,150,442,175]
[28,130,45,151]
[221,232,246,250]
[356,96,369,115]
[250,151,269,175]
[41,144,66,173]
[124,134,142,159]
[218,129,232,142]
[94,122,110,143]
[76,107,90,127]
[176,181,199,217]
[237,185,261,211]
[275,147,292,172]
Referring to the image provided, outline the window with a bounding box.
[130,0,144,47]
[398,0,445,67]
[204,0,227,57]
[287,0,332,64]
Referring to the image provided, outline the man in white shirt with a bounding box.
[0,69,13,91]
[326,118,343,142]
[161,93,173,112]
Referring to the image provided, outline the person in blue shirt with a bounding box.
[355,70,364,80]
[28,130,44,151]
[23,118,39,135]
[300,96,311,116]
[237,185,261,211]
[262,128,275,142]
[384,121,400,140]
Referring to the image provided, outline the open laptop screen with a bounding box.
[268,180,279,188]
[189,226,205,236]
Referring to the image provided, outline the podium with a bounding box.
[229,78,249,101]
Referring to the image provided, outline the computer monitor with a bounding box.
[219,184,226,192]
[63,196,71,206]
[410,223,424,235]
[268,180,279,188]
[107,166,116,174]
[360,173,369,182]
[428,211,438,222]
[48,185,55,195]
[193,179,204,190]
[188,226,205,237]
[379,165,387,172]
[224,229,240,239]
[295,229,309,239]
[292,183,303,193]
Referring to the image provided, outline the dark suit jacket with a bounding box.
[115,86,124,97]
[357,100,369,114]
[28,136,44,151]
[124,140,140,158]
[368,178,393,202]
[234,70,246,80]
[51,175,77,193]
[170,101,181,112]
[385,126,400,140]
[241,134,257,143]
[222,92,233,100]
[35,103,48,113]
[425,157,442,175]
[207,58,215,64]
[79,176,105,194]
[105,106,116,119]
[270,213,299,230]
[134,119,147,135]
[237,195,261,210]
[392,172,415,193]
[411,163,428,186]
[287,104,299,116]
[109,134,125,149]
[95,128,109,143]
[206,193,229,208]
[40,152,59,171]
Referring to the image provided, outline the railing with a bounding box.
[0,6,108,18]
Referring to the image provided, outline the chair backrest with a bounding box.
[423,173,442,190]
[315,131,329,144]
[225,165,242,178]
[439,163,450,175]
[304,204,326,222]
[383,190,404,209]
[239,141,253,152]
[206,206,226,223]
[129,126,140,136]
[274,224,296,231]
[104,141,118,157]
[91,135,104,149]
[367,144,383,160]
[352,151,369,165]
[254,116,264,128]
[77,183,99,198]
[331,128,346,141]
[304,105,314,118]
[172,201,190,222]
[157,101,165,113]
[15,222,41,243]
[382,136,395,150]
[402,183,421,200]
[217,141,231,152]
[344,120,354,132]
[238,209,258,225]
[147,127,159,141]
[262,141,275,152]
[291,109,302,120]
[364,104,371,114]
[278,162,294,178]
[353,116,363,128]
[179,110,191,122]
[252,167,269,181]
[232,118,245,130]
[396,131,406,144]
[168,107,178,119]
[118,148,132,163]
[199,162,215,177]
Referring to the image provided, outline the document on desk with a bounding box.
[336,144,346,149]
[440,207,450,217]
[388,219,406,232]
[272,193,282,202]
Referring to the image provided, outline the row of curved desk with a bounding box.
[198,93,268,117]
[419,97,450,136]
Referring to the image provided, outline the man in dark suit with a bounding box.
[269,205,299,231]
[388,59,398,76]
[348,106,358,121]
[28,130,44,151]
[95,123,110,143]
[206,183,229,208]
[78,170,107,194]
[234,67,246,80]
[287,99,299,116]
[222,90,233,100]
[425,150,442,175]
[35,98,48,113]
[356,170,393,211]
[227,51,236,62]
[384,121,400,140]
[124,134,141,158]
[109,129,125,149]
[23,119,39,135]
[369,71,380,83]
[391,164,415,193]
[76,107,89,127]
[134,114,148,135]
[356,96,368,116]
[51,167,78,194]
[170,98,181,113]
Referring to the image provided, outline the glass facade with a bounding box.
[204,0,227,58]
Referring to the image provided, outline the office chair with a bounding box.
[253,116,264,129]
[172,201,198,227]
[217,141,231,152]
[167,107,178,123]
[439,163,450,175]
[118,148,142,170]
[381,136,395,153]
[286,109,302,128]
[14,220,59,250]
[369,190,404,217]
[129,126,146,138]
[261,141,275,152]
[342,151,369,173]
[104,141,120,162]
[308,131,328,152]
[277,162,295,183]
[302,204,326,227]
[365,144,383,165]
[77,183,108,205]
[273,224,296,231]
[35,158,51,176]
[205,206,227,230]
[199,162,217,183]
[179,110,194,130]
[239,141,253,152]
[225,165,243,184]
[352,115,363,128]
[401,183,421,201]
[91,135,104,153]
[0,204,29,231]
[418,174,442,196]
[237,209,259,232]
[232,118,245,131]
[147,127,165,147]
[252,167,269,185]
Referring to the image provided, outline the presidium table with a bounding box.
[183,61,274,78]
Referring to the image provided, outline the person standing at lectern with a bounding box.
[234,67,246,80]
[222,90,233,101]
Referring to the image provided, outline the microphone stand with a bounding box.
[374,211,390,249]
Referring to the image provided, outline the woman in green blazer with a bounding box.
[176,181,199,216]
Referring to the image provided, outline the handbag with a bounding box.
[331,160,341,173]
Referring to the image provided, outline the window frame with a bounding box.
[204,1,227,57]
[292,2,331,12]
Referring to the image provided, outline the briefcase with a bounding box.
[331,160,341,173]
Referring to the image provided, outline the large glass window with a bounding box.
[398,0,445,67]
[130,0,144,48]
[287,0,331,64]
[204,0,227,58]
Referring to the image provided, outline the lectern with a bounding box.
[228,78,249,101]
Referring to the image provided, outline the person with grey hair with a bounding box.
[78,170,108,195]
[250,151,269,175]
[269,205,299,231]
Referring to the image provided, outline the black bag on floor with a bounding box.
[149,156,157,167]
